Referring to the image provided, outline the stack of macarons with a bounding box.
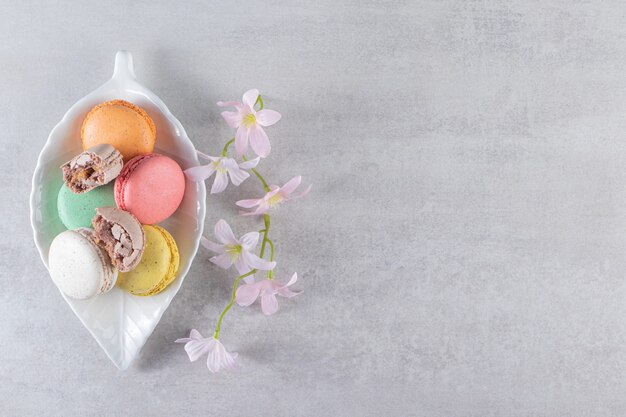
[49,99,185,300]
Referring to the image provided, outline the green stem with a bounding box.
[242,155,271,192]
[255,94,264,110]
[213,269,256,339]
[251,168,270,192]
[259,214,271,259]
[221,138,235,156]
[265,238,275,279]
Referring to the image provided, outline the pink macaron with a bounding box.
[114,153,185,224]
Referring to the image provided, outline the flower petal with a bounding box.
[189,329,205,340]
[196,150,213,161]
[214,219,238,245]
[248,125,271,158]
[220,111,242,129]
[183,336,212,362]
[220,351,239,372]
[210,253,234,270]
[240,232,260,250]
[244,273,256,284]
[206,339,221,372]
[234,257,252,275]
[238,157,260,170]
[227,166,250,186]
[287,184,312,201]
[217,100,243,108]
[201,237,224,253]
[184,164,216,182]
[242,250,276,271]
[235,198,262,208]
[255,109,282,127]
[211,171,229,194]
[277,287,302,298]
[238,201,271,216]
[242,89,259,108]
[206,339,239,373]
[274,274,302,298]
[234,125,249,156]
[261,294,280,315]
[285,272,298,287]
[280,176,302,196]
[236,283,261,306]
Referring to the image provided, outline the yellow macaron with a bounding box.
[117,225,179,296]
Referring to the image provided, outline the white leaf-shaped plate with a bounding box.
[29,51,206,369]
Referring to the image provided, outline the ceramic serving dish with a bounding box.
[29,51,206,369]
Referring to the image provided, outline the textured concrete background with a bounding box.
[2,0,626,416]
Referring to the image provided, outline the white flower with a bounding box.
[217,89,282,158]
[184,151,260,194]
[236,175,311,216]
[175,329,239,373]
[236,273,302,315]
[202,219,276,275]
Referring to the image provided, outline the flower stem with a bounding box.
[213,269,256,339]
[255,94,264,111]
[242,155,271,192]
[221,138,235,156]
[259,214,271,258]
[251,168,271,192]
[265,237,275,279]
[212,146,276,339]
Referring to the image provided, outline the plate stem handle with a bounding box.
[112,50,136,81]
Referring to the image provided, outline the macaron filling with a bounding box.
[61,144,123,194]
[92,207,145,272]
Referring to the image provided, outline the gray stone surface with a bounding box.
[2,0,626,415]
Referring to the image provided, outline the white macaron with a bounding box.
[48,228,118,300]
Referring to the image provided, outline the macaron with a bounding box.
[114,153,185,224]
[48,228,118,300]
[61,144,123,194]
[117,225,180,296]
[57,182,115,229]
[81,100,156,162]
[92,207,145,272]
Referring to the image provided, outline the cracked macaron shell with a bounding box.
[61,144,123,194]
[92,207,145,272]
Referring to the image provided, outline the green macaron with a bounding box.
[57,183,115,229]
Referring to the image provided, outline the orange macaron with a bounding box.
[81,100,156,162]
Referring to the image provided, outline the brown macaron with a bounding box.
[92,207,145,272]
[61,144,123,194]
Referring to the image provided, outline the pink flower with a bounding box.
[217,89,281,158]
[184,151,259,194]
[175,329,239,373]
[236,273,302,315]
[202,219,276,276]
[236,176,311,216]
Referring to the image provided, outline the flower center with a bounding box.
[212,159,227,174]
[225,245,242,261]
[242,113,256,128]
[268,194,284,208]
